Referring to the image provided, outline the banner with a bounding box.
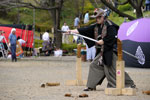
[0,24,33,48]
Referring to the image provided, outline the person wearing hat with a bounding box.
[66,8,136,91]
[8,28,17,62]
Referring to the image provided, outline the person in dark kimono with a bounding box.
[66,8,136,91]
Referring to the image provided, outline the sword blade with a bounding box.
[71,32,99,43]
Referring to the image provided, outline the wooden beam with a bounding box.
[116,61,125,89]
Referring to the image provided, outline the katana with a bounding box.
[57,29,143,62]
[57,29,99,43]
[71,32,99,43]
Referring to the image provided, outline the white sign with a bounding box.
[135,46,145,65]
[126,21,139,36]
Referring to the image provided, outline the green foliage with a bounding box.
[108,14,124,25]
[118,4,132,12]
[34,39,43,48]
[6,9,18,23]
[62,43,77,52]
[0,18,12,24]
[84,1,95,11]
[35,24,51,32]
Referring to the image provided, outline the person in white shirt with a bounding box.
[42,31,49,42]
[42,30,51,56]
[84,11,89,24]
[0,30,6,58]
[61,22,69,44]
[86,44,96,62]
[54,48,63,57]
[17,36,26,46]
[17,36,26,58]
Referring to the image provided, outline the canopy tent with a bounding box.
[118,18,150,68]
[0,24,33,48]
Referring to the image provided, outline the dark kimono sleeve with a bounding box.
[102,25,117,66]
[103,25,117,52]
[77,25,96,48]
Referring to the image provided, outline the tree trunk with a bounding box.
[81,0,85,20]
[101,0,135,20]
[74,0,80,15]
[135,7,143,18]
[55,8,62,48]
[50,0,63,49]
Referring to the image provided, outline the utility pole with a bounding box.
[33,8,35,56]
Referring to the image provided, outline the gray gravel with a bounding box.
[0,56,150,100]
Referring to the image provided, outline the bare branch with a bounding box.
[94,0,100,7]
[139,0,144,7]
[89,0,98,8]
[128,0,137,9]
[0,0,59,11]
[101,0,135,20]
[33,0,41,6]
[115,0,129,5]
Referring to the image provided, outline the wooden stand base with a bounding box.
[65,44,87,86]
[105,60,136,96]
[105,88,136,96]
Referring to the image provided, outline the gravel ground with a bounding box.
[0,56,150,100]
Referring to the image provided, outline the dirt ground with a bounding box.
[0,56,150,100]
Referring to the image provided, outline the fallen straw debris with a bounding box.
[64,93,72,97]
[46,82,60,86]
[79,93,88,98]
[142,91,150,95]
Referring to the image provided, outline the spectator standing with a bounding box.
[42,30,50,56]
[42,30,49,42]
[61,22,69,44]
[145,0,150,11]
[8,28,17,62]
[74,15,80,28]
[74,16,80,43]
[84,11,89,24]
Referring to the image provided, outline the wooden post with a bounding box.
[76,44,83,85]
[116,39,125,89]
[105,39,136,96]
[65,43,87,86]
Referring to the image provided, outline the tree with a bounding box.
[89,0,145,20]
[89,0,99,8]
[0,0,64,48]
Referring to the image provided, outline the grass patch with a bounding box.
[62,43,77,52]
[34,39,43,48]
[0,18,12,24]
